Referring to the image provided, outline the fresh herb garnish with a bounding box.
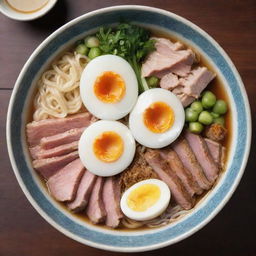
[96,22,155,93]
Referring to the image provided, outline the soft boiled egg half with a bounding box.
[129,88,185,148]
[78,120,136,176]
[120,179,171,221]
[80,55,138,120]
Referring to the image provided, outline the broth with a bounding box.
[27,28,232,231]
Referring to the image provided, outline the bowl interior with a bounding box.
[7,6,251,252]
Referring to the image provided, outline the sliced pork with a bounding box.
[86,177,106,224]
[152,37,183,52]
[33,151,79,180]
[103,177,123,228]
[184,131,219,184]
[204,138,222,165]
[173,67,215,98]
[67,170,96,212]
[30,141,78,159]
[141,37,195,78]
[145,150,194,210]
[27,113,92,146]
[160,149,203,196]
[29,145,40,160]
[176,93,196,107]
[160,73,180,90]
[40,127,85,149]
[46,159,85,202]
[172,138,211,190]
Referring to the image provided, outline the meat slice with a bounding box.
[86,177,106,224]
[172,138,211,190]
[173,67,215,98]
[102,177,123,228]
[184,131,219,184]
[160,149,203,196]
[67,170,96,212]
[145,150,194,210]
[46,159,85,202]
[30,141,78,159]
[160,73,180,90]
[33,151,79,180]
[176,93,196,107]
[29,145,40,160]
[40,127,85,149]
[204,138,222,165]
[151,37,184,52]
[27,113,92,146]
[141,37,195,78]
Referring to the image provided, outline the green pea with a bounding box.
[213,116,225,126]
[146,76,159,88]
[213,100,228,114]
[201,91,216,109]
[191,101,203,113]
[185,108,199,122]
[75,44,89,55]
[189,122,204,134]
[198,111,213,125]
[88,47,102,59]
[211,112,220,118]
[84,36,100,48]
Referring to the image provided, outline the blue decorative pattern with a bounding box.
[9,7,249,251]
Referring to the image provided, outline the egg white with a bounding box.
[78,120,136,177]
[80,55,138,120]
[129,88,185,148]
[120,179,171,221]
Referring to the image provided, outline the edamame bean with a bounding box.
[213,100,228,114]
[146,76,159,88]
[185,108,199,122]
[201,91,216,109]
[189,122,204,134]
[84,36,100,48]
[75,44,89,55]
[88,47,102,59]
[191,101,203,113]
[211,112,220,118]
[198,111,213,125]
[213,116,225,126]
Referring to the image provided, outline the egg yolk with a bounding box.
[127,184,161,212]
[94,71,126,103]
[93,131,124,163]
[143,102,174,133]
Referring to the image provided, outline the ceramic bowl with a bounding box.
[6,5,251,252]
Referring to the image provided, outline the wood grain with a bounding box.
[0,1,255,255]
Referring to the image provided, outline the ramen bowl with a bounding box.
[6,5,251,252]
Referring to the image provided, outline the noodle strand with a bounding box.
[33,52,89,121]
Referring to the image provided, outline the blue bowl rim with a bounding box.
[6,5,251,252]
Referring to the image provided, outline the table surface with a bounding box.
[1,1,255,255]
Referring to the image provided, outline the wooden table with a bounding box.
[1,1,255,255]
